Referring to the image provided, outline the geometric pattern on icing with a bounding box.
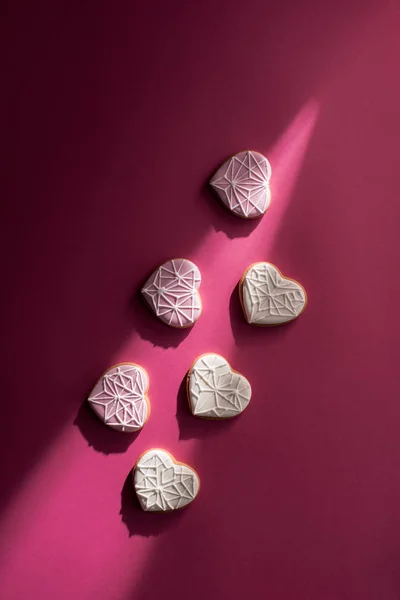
[134,449,200,512]
[188,354,252,419]
[87,364,149,432]
[242,262,306,325]
[210,150,271,218]
[141,258,202,328]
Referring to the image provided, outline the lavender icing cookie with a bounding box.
[141,258,202,328]
[210,150,271,218]
[87,363,150,432]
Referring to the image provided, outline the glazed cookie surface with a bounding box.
[187,353,252,419]
[141,258,202,328]
[87,363,150,432]
[210,150,271,218]
[240,262,307,325]
[133,449,200,512]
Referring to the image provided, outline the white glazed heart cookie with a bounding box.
[240,262,307,325]
[187,353,252,419]
[87,363,150,432]
[133,449,200,512]
[141,258,202,328]
[210,150,271,219]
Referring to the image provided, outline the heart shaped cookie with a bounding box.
[87,363,150,432]
[240,262,307,325]
[210,150,271,219]
[141,258,202,328]
[133,449,200,512]
[187,353,252,419]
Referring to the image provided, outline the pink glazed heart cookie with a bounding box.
[87,363,150,432]
[141,258,202,328]
[133,449,200,512]
[240,262,307,325]
[210,150,271,219]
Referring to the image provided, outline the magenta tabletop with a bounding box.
[1,1,400,599]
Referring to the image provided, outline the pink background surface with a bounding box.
[2,1,400,599]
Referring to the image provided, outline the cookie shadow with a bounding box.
[200,180,261,240]
[176,375,236,441]
[74,402,142,454]
[130,287,193,349]
[229,282,301,345]
[120,470,185,537]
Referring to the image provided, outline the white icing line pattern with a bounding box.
[242,262,306,325]
[188,354,252,419]
[134,450,200,512]
[141,259,202,328]
[88,364,149,432]
[210,150,271,218]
